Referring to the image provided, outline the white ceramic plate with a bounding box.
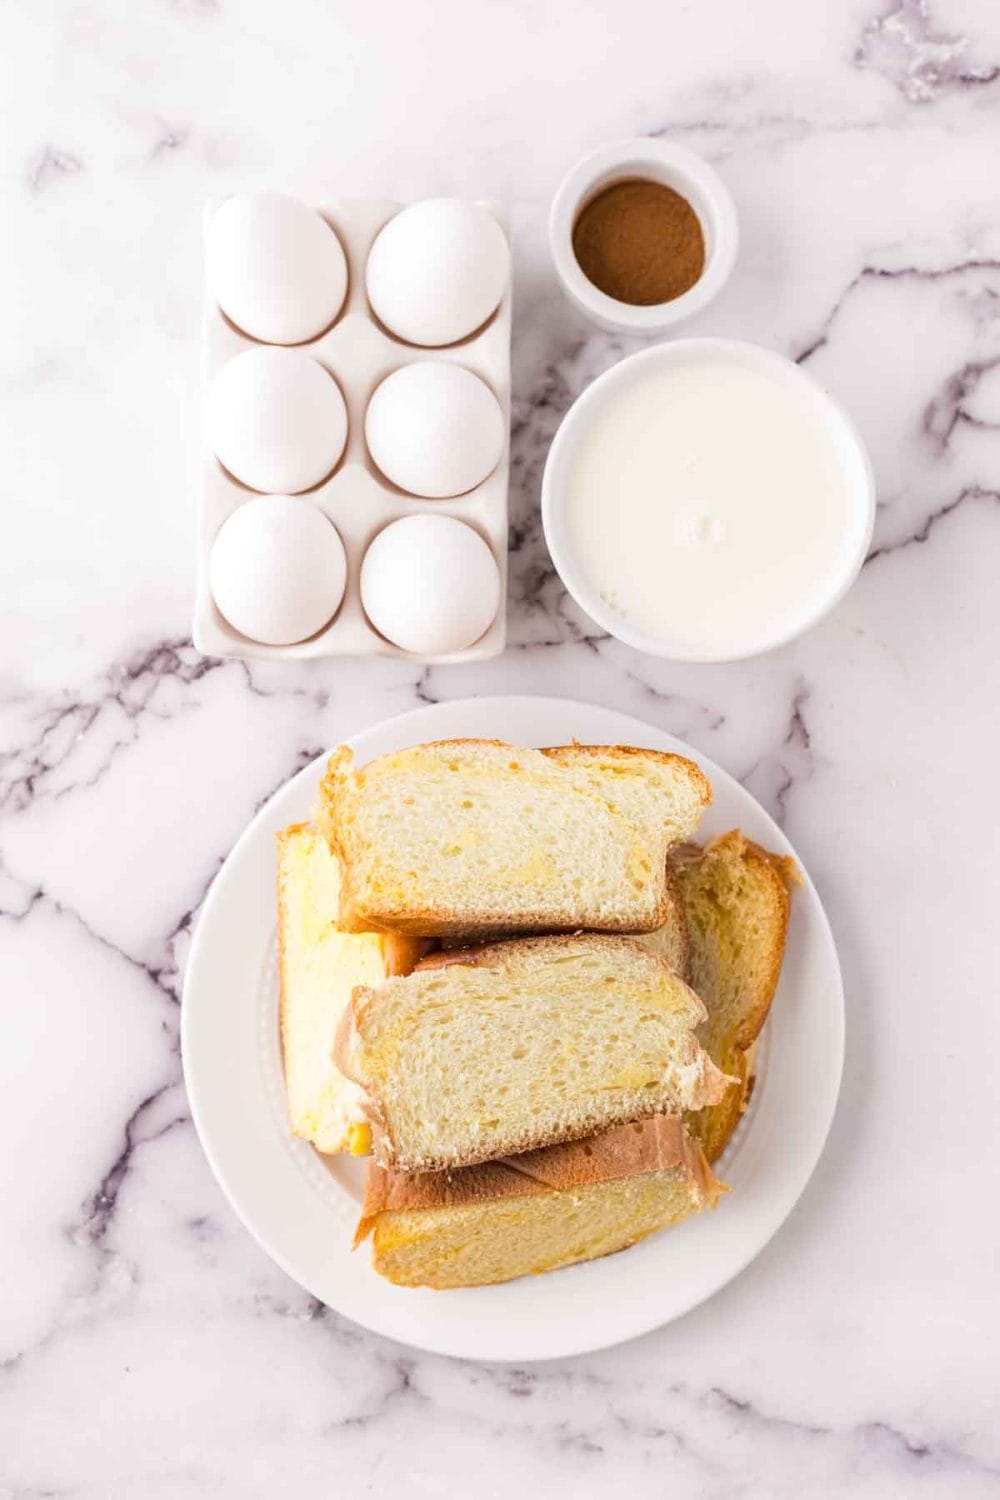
[182,697,844,1362]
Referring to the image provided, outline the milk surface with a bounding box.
[563,357,859,655]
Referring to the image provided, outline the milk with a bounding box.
[561,355,864,657]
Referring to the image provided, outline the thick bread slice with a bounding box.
[436,864,691,963]
[338,934,733,1171]
[676,832,797,1162]
[319,740,711,937]
[356,1117,724,1288]
[277,824,424,1154]
[629,865,690,977]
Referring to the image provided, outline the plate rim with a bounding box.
[182,694,844,1362]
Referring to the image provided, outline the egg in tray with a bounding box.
[194,193,511,662]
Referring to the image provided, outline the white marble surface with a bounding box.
[3,0,1000,1494]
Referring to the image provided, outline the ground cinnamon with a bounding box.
[572,178,705,306]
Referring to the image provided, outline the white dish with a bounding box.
[194,197,510,665]
[182,696,844,1362]
[542,338,875,663]
[549,138,738,334]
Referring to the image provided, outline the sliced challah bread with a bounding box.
[630,864,690,976]
[337,933,733,1171]
[319,740,711,937]
[277,824,424,1154]
[676,832,797,1162]
[357,1116,723,1288]
[353,835,793,1287]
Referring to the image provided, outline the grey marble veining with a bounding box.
[2,0,1000,1495]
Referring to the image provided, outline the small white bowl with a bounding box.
[549,138,739,334]
[541,338,876,663]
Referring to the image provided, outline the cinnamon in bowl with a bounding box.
[549,139,738,333]
[572,179,705,307]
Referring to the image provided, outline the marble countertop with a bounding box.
[4,0,1000,1494]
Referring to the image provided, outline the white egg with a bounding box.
[365,363,505,498]
[208,348,347,494]
[366,199,508,347]
[206,192,348,345]
[361,515,500,654]
[210,496,346,645]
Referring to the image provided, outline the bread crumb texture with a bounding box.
[349,933,731,1170]
[320,740,710,936]
[277,823,422,1154]
[369,1170,707,1287]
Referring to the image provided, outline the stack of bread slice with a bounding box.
[278,740,795,1288]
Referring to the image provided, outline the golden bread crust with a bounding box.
[678,831,794,1162]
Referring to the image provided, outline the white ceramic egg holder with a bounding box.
[193,198,510,663]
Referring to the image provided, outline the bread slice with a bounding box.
[337,933,733,1171]
[629,864,690,976]
[319,740,711,937]
[352,833,791,1287]
[675,832,797,1162]
[277,824,424,1154]
[435,863,692,963]
[356,1116,723,1288]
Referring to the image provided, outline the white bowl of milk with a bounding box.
[541,339,875,662]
